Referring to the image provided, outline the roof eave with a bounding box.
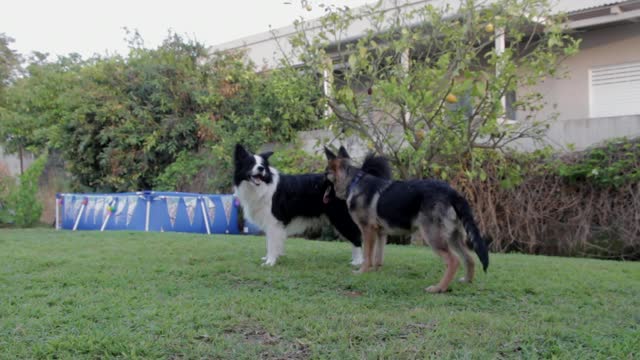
[566,7,640,28]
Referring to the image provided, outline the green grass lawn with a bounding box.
[0,229,638,359]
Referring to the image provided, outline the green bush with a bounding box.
[2,33,323,194]
[269,143,325,175]
[554,138,640,188]
[154,150,210,191]
[7,154,47,227]
[0,164,17,225]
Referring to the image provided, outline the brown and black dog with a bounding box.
[324,146,489,293]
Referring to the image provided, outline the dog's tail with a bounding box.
[361,153,392,180]
[450,192,489,272]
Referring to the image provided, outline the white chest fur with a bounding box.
[235,169,279,229]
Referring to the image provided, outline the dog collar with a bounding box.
[347,171,365,196]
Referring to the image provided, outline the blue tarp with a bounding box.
[56,191,261,234]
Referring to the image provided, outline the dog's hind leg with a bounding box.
[420,208,460,293]
[264,225,286,266]
[450,225,475,283]
[427,248,459,293]
[373,231,387,270]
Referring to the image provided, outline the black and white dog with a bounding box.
[233,144,390,266]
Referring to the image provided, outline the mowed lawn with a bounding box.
[0,230,638,359]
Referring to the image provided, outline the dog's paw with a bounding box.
[458,277,472,284]
[425,285,447,294]
[350,258,363,266]
[262,258,277,266]
[351,247,363,266]
[261,256,267,261]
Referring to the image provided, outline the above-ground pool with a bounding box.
[55,191,261,235]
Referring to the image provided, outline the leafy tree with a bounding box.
[0,49,82,174]
[54,34,210,191]
[1,32,323,193]
[170,51,324,192]
[7,153,47,227]
[0,33,21,93]
[0,53,82,154]
[0,162,16,224]
[287,0,580,179]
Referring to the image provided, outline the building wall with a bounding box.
[518,22,640,150]
[549,115,640,149]
[210,0,449,69]
[0,145,34,177]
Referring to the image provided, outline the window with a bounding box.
[505,90,517,121]
[589,62,640,118]
[452,90,516,123]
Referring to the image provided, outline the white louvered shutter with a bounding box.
[589,62,640,118]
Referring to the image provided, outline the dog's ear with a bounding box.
[338,146,350,159]
[324,146,336,161]
[260,151,274,161]
[234,143,251,161]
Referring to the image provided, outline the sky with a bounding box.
[1,0,372,59]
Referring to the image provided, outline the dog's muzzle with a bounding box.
[250,166,267,186]
[250,173,265,186]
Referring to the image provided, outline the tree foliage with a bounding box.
[55,35,210,191]
[0,33,21,93]
[2,0,582,192]
[0,53,82,156]
[0,163,15,224]
[288,0,580,179]
[183,51,323,192]
[554,138,640,188]
[0,32,323,192]
[0,33,26,156]
[8,153,47,227]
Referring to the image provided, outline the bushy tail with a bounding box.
[450,192,489,272]
[361,153,392,180]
